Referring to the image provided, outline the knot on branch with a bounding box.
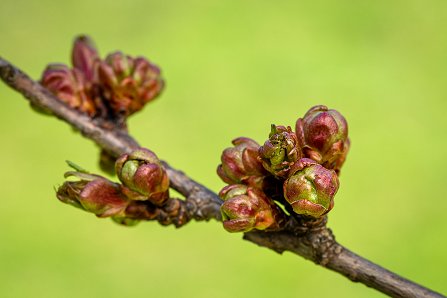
[124,198,191,228]
[0,60,15,83]
[304,227,341,266]
[284,215,341,266]
[185,186,223,222]
[289,217,340,266]
[243,216,341,267]
[285,214,328,235]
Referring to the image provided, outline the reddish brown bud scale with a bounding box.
[71,35,100,83]
[41,64,96,116]
[79,178,129,217]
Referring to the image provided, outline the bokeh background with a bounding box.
[1,1,446,297]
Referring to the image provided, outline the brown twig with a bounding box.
[0,57,444,298]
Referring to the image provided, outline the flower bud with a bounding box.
[56,171,129,217]
[259,124,301,178]
[115,148,169,205]
[219,184,285,232]
[71,35,100,82]
[40,64,96,116]
[98,52,164,115]
[283,158,339,218]
[296,105,349,173]
[217,137,267,188]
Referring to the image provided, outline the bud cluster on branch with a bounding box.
[57,149,189,227]
[40,36,163,119]
[217,105,349,232]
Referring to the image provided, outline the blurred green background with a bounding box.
[1,0,446,297]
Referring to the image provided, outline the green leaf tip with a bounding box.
[66,160,90,173]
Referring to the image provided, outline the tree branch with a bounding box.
[0,57,444,298]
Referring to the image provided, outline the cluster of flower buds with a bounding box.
[41,35,164,118]
[56,148,186,227]
[217,105,349,231]
[98,52,163,115]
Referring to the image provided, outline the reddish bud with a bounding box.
[283,158,339,218]
[219,184,285,232]
[98,52,164,115]
[259,124,301,178]
[71,35,100,82]
[217,137,267,188]
[41,64,96,116]
[115,148,169,205]
[57,171,129,218]
[296,105,349,173]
